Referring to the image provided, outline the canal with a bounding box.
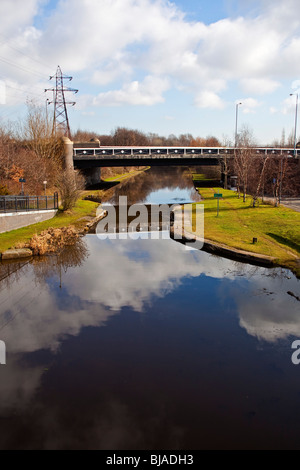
[0,167,299,450]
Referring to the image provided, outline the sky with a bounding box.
[0,0,300,145]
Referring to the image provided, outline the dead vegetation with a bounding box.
[28,226,79,256]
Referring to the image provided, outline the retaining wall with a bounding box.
[0,210,57,233]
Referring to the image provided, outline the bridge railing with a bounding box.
[0,193,59,213]
[73,146,300,158]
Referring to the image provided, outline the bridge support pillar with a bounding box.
[221,158,228,189]
[63,137,74,172]
[81,167,101,187]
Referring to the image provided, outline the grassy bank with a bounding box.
[193,187,300,275]
[102,167,150,183]
[0,198,99,253]
[0,167,149,254]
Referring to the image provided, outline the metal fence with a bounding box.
[0,193,59,213]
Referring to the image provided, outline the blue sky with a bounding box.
[0,0,300,145]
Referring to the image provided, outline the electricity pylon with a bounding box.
[45,65,78,139]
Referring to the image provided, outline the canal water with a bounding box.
[0,167,299,450]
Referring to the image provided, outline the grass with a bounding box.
[192,174,216,182]
[103,167,150,182]
[192,186,300,275]
[0,198,99,253]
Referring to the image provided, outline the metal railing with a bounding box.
[0,193,59,213]
[73,146,300,158]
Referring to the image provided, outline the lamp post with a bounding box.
[235,102,242,147]
[45,98,50,124]
[290,93,298,157]
[43,180,47,197]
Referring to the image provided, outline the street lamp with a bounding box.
[235,102,242,147]
[290,93,298,157]
[45,98,50,124]
[43,180,47,196]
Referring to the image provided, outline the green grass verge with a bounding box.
[0,198,99,253]
[103,167,150,182]
[192,174,215,182]
[193,187,300,275]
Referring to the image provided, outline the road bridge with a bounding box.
[62,139,299,186]
[73,145,299,169]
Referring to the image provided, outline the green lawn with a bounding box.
[0,198,99,253]
[192,174,216,182]
[103,167,150,182]
[192,187,300,274]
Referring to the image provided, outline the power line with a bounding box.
[5,83,45,99]
[0,55,46,80]
[0,32,55,72]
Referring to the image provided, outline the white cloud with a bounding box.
[0,0,40,35]
[235,273,300,343]
[282,95,298,115]
[195,91,226,109]
[240,78,281,95]
[291,79,300,94]
[1,0,300,118]
[240,97,262,114]
[0,238,240,358]
[92,76,170,106]
[82,111,95,116]
[35,0,300,110]
[269,106,278,114]
[0,81,6,105]
[91,62,132,87]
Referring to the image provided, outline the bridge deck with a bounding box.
[73,146,299,160]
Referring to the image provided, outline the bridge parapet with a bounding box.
[73,146,299,159]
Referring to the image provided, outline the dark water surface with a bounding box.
[0,167,300,450]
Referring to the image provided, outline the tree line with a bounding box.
[0,103,64,195]
[72,127,221,148]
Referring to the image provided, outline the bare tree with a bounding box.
[112,127,148,146]
[56,169,85,211]
[0,123,12,189]
[13,101,65,193]
[19,101,64,169]
[251,155,270,207]
[270,156,289,206]
[234,126,256,202]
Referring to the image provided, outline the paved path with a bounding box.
[263,197,300,212]
[279,198,300,212]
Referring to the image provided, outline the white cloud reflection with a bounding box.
[0,235,298,355]
[0,234,299,414]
